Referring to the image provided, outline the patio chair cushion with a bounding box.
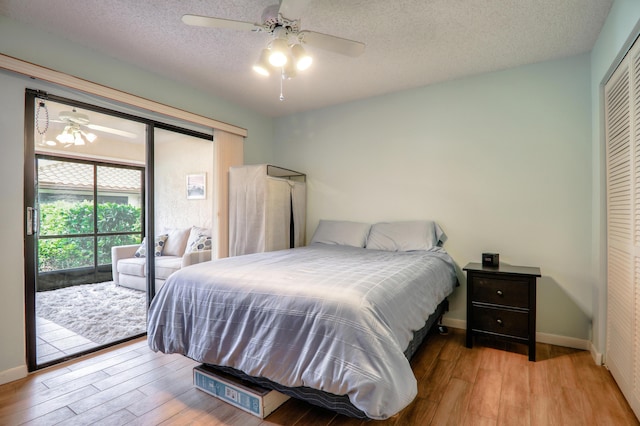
[117,257,146,277]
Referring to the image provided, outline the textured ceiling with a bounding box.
[0,0,613,117]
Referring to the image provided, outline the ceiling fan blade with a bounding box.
[86,124,137,139]
[278,0,313,19]
[182,14,259,31]
[299,31,365,57]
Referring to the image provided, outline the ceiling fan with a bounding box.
[182,0,365,96]
[55,109,138,147]
[37,103,137,147]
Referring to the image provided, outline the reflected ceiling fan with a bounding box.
[56,109,137,146]
[182,0,365,99]
[37,102,137,147]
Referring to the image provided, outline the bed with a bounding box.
[147,220,458,420]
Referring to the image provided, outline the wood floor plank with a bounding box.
[92,352,188,391]
[90,408,137,426]
[20,405,76,426]
[59,389,146,426]
[0,385,98,425]
[409,332,447,380]
[467,368,502,420]
[438,330,465,362]
[530,393,564,426]
[500,355,529,409]
[429,377,472,425]
[63,338,148,372]
[157,389,225,425]
[452,346,481,383]
[418,358,456,402]
[66,365,186,415]
[558,387,590,426]
[0,328,637,426]
[497,403,529,426]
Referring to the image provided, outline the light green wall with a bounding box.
[590,0,640,355]
[0,70,30,383]
[274,54,593,341]
[0,16,275,381]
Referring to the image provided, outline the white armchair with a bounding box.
[111,226,211,292]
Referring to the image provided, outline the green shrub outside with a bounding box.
[38,201,142,272]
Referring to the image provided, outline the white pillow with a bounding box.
[162,227,191,256]
[134,234,168,257]
[366,221,444,252]
[309,220,371,248]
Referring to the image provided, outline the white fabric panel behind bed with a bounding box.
[291,180,306,247]
[228,164,306,256]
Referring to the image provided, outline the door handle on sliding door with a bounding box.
[26,207,38,236]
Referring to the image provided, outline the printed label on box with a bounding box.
[194,368,263,416]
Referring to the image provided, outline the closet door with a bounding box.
[605,36,640,419]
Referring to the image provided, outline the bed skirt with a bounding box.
[206,298,449,419]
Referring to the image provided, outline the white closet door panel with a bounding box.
[633,48,640,408]
[608,246,633,372]
[606,36,640,420]
[607,67,632,246]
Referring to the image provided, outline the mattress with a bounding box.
[147,244,457,419]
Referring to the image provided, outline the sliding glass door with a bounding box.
[34,157,146,364]
[24,90,214,370]
[25,93,148,369]
[36,158,144,288]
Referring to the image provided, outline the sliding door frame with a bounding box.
[24,89,213,371]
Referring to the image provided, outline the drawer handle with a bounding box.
[496,318,503,326]
[496,290,503,296]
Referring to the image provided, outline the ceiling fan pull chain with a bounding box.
[36,101,49,135]
[280,68,285,101]
[35,100,49,145]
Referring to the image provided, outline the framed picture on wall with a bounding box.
[186,173,206,199]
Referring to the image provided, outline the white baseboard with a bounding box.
[0,364,28,386]
[535,332,590,351]
[441,318,592,353]
[441,317,466,330]
[589,342,603,365]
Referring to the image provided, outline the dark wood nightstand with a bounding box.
[464,262,541,361]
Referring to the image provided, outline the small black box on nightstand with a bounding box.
[482,253,499,267]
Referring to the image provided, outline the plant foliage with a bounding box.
[38,201,142,272]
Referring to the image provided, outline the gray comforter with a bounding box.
[147,244,457,419]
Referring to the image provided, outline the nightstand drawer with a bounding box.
[471,276,529,308]
[472,305,529,339]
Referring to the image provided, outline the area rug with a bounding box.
[36,281,146,344]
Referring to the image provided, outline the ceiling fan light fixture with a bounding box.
[282,58,297,80]
[253,48,272,76]
[56,126,74,144]
[84,131,97,143]
[268,38,289,67]
[56,123,96,146]
[74,132,85,146]
[291,44,312,71]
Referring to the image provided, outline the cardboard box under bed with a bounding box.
[193,364,290,418]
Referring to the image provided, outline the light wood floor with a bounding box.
[0,328,637,425]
